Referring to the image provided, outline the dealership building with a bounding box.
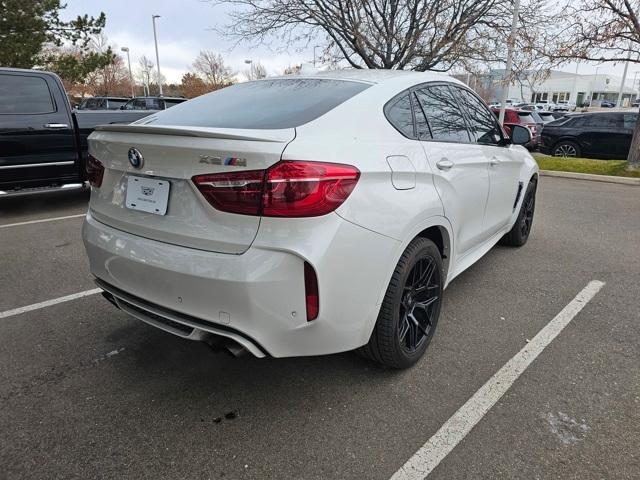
[478,69,640,106]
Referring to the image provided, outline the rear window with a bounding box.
[0,74,55,114]
[163,99,185,108]
[143,79,370,129]
[108,99,128,109]
[517,112,535,123]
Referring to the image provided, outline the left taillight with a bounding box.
[86,154,104,188]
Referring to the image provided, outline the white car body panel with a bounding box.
[82,70,538,358]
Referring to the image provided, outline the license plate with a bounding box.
[125,176,170,215]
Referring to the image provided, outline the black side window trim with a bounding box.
[384,81,499,145]
[383,91,418,139]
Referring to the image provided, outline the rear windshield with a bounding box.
[529,111,543,123]
[108,99,128,109]
[517,112,535,123]
[142,79,371,129]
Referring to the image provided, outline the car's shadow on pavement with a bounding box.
[104,317,404,418]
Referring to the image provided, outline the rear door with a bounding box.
[415,84,491,256]
[0,71,79,190]
[578,114,621,158]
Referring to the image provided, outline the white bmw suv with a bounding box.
[83,70,538,368]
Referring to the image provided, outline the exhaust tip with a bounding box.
[204,334,247,357]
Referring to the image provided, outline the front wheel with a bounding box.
[358,237,443,369]
[501,179,536,247]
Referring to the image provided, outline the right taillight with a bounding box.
[192,160,360,217]
[86,154,104,188]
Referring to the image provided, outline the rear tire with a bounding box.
[358,238,443,369]
[552,140,581,157]
[501,180,536,247]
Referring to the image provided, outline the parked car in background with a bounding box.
[492,107,539,149]
[534,101,555,111]
[600,100,615,108]
[632,99,640,107]
[0,68,152,195]
[553,101,574,112]
[78,96,130,110]
[120,96,186,110]
[539,111,638,159]
[83,70,538,369]
[528,110,545,144]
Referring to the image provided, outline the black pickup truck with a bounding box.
[0,68,154,196]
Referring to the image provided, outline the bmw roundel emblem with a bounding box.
[128,147,144,169]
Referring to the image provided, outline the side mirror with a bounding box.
[510,124,532,145]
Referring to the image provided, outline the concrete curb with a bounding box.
[540,170,640,186]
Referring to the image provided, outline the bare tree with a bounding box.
[547,0,640,169]
[137,55,155,95]
[84,34,130,96]
[244,61,267,80]
[192,50,235,88]
[210,0,506,71]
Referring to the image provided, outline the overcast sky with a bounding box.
[63,0,634,84]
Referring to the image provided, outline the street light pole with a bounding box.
[121,47,134,98]
[616,50,631,107]
[589,66,600,108]
[499,0,521,125]
[152,15,163,96]
[313,45,321,67]
[570,62,579,107]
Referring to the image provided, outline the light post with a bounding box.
[121,47,134,98]
[313,45,321,67]
[589,66,601,108]
[498,0,520,125]
[570,62,579,107]
[616,51,631,107]
[152,15,163,96]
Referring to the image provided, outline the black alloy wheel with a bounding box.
[358,237,443,368]
[398,256,440,353]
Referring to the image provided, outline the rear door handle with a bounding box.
[436,158,454,171]
[490,156,501,166]
[43,123,69,129]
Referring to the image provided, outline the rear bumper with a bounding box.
[82,211,398,357]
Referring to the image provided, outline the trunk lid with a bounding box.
[88,124,295,254]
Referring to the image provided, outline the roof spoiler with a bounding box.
[93,123,293,143]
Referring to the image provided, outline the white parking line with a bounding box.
[0,213,86,229]
[0,289,102,320]
[390,280,605,480]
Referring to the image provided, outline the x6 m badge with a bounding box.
[199,155,247,167]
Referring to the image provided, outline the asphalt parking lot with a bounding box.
[1,177,639,480]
